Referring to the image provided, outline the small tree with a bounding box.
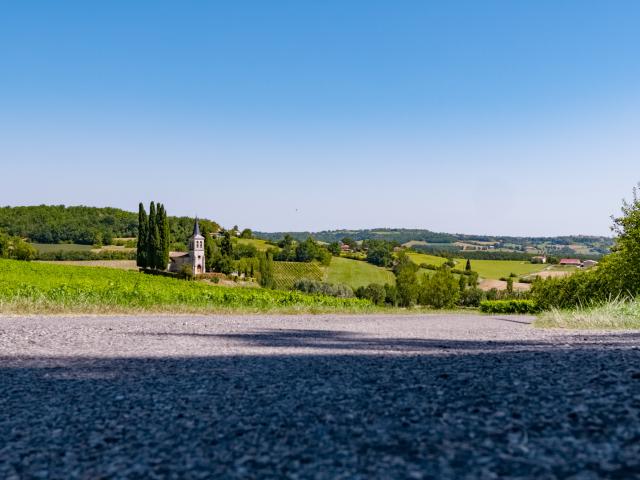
[259,252,275,289]
[506,277,514,295]
[465,259,472,271]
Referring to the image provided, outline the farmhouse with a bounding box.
[168,219,206,275]
[559,258,581,266]
[532,255,547,264]
[582,259,599,268]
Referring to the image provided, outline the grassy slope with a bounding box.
[237,238,273,252]
[536,299,640,329]
[0,259,371,314]
[326,257,395,289]
[406,251,546,280]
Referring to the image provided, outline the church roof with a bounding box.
[193,218,202,237]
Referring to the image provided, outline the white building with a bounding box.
[168,219,206,275]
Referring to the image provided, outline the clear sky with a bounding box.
[1,1,639,236]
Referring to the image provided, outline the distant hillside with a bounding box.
[255,228,614,258]
[0,205,219,245]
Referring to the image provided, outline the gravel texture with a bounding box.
[1,313,640,479]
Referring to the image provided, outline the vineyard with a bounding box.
[272,261,324,289]
[0,259,372,314]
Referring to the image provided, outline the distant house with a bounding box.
[581,259,599,268]
[559,258,581,266]
[531,255,547,264]
[340,244,351,253]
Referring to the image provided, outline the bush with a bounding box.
[479,299,540,314]
[459,287,484,307]
[293,279,354,298]
[418,268,459,309]
[355,283,386,306]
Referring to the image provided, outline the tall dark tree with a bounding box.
[136,203,148,268]
[220,230,234,258]
[158,203,170,269]
[465,259,472,271]
[147,202,160,269]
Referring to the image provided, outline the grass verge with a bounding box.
[535,298,640,329]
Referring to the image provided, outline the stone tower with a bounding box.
[189,218,205,275]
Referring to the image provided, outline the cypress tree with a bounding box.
[147,202,159,269]
[259,252,275,288]
[136,202,148,268]
[465,259,472,271]
[159,203,171,270]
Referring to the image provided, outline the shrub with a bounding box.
[459,287,484,307]
[293,279,354,298]
[418,268,459,309]
[479,299,540,314]
[355,283,386,305]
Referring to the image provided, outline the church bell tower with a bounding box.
[189,218,205,275]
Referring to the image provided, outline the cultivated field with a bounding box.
[0,259,371,314]
[37,260,138,270]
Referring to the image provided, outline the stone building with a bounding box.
[168,219,206,275]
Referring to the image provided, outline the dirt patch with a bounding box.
[478,279,530,292]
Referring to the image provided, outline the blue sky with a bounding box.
[1,1,639,236]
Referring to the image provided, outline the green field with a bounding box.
[405,251,546,280]
[237,238,273,252]
[32,243,94,253]
[273,261,324,289]
[325,256,395,289]
[0,259,372,314]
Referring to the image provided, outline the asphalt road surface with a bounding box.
[1,314,639,479]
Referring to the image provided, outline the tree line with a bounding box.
[0,205,220,246]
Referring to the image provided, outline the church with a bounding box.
[168,219,206,275]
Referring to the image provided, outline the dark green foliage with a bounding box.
[384,283,398,307]
[465,259,472,271]
[0,205,220,248]
[418,268,460,309]
[273,236,332,265]
[158,204,171,269]
[293,279,354,298]
[355,283,386,306]
[0,230,37,261]
[394,255,419,307]
[479,299,540,314]
[327,242,341,256]
[365,240,394,267]
[459,287,485,307]
[240,228,253,239]
[220,230,234,258]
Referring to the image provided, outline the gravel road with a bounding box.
[1,314,639,479]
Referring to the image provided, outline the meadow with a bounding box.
[325,256,395,289]
[0,259,372,314]
[405,251,547,280]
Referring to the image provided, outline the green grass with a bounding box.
[237,238,273,252]
[325,257,395,289]
[272,261,324,289]
[535,298,640,329]
[405,251,546,280]
[0,259,372,314]
[32,243,94,253]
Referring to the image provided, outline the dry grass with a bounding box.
[536,298,640,329]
